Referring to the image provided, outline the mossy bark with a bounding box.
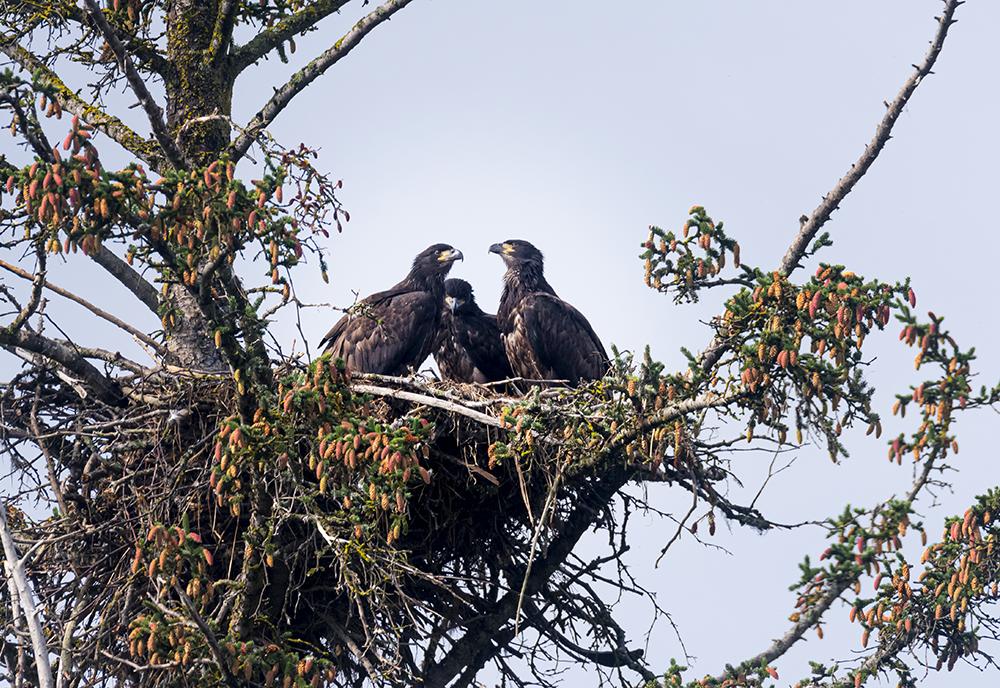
[165,0,233,164]
[160,0,235,371]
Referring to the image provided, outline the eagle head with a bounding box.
[444,278,475,314]
[488,240,543,268]
[413,244,463,276]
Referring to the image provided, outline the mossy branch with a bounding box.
[228,0,353,74]
[81,0,187,170]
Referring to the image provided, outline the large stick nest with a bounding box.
[1,356,716,687]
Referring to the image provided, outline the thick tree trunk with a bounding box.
[160,0,235,371]
[165,0,233,164]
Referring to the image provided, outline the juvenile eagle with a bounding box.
[319,244,463,374]
[490,240,608,385]
[433,278,513,384]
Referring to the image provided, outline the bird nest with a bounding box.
[1,356,682,686]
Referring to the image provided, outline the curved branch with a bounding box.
[229,0,352,73]
[231,0,416,159]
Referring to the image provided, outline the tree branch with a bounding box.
[231,0,416,159]
[350,383,504,428]
[0,40,162,169]
[81,0,187,169]
[0,258,165,357]
[87,246,160,315]
[699,0,961,374]
[0,502,54,688]
[228,0,353,74]
[208,0,240,66]
[0,328,124,406]
[778,0,961,275]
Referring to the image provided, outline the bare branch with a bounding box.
[81,0,187,169]
[231,0,416,159]
[0,328,124,405]
[229,0,353,74]
[780,0,961,275]
[350,382,504,428]
[0,502,54,688]
[0,258,165,357]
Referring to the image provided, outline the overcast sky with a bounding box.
[4,1,1000,685]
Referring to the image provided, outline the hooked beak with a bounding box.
[441,248,463,263]
[489,243,506,255]
[445,296,459,313]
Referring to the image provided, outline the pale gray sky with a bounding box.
[4,1,1000,685]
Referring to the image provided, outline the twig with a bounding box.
[514,458,567,634]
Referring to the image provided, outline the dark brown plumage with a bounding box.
[319,244,463,374]
[433,278,513,384]
[490,240,608,385]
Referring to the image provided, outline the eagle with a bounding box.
[433,278,513,384]
[490,240,609,385]
[319,244,464,374]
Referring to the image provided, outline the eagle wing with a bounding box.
[460,312,513,383]
[506,293,608,384]
[320,288,439,375]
